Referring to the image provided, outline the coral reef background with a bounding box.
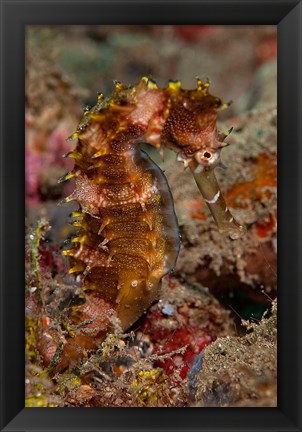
[25,25,277,407]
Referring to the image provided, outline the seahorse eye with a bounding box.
[194,148,219,166]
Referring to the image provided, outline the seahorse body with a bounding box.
[66,148,179,332]
[40,78,244,369]
[63,81,182,329]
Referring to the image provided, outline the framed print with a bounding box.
[1,0,301,431]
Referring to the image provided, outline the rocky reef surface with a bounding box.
[25,25,277,407]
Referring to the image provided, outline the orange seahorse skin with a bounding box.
[39,77,243,370]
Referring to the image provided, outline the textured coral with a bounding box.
[25,47,86,205]
[194,300,277,407]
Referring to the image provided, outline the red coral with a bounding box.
[139,276,228,380]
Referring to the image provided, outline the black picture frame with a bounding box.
[1,0,301,431]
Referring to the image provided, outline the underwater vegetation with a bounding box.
[25,224,234,407]
[25,25,277,407]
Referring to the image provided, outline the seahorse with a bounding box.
[39,77,244,370]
